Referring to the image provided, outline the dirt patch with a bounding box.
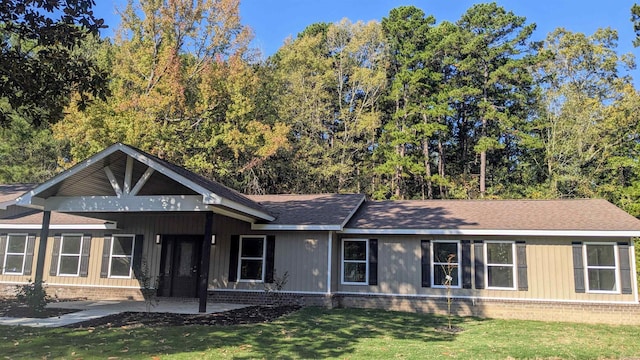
[63,305,301,329]
[0,298,79,318]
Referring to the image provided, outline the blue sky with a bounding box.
[93,1,639,70]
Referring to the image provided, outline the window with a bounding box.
[109,235,135,278]
[432,240,461,288]
[485,241,516,289]
[342,239,368,284]
[3,234,27,275]
[584,243,618,292]
[238,236,266,281]
[57,234,83,276]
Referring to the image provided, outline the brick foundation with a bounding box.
[0,283,145,301]
[208,290,335,307]
[336,294,640,325]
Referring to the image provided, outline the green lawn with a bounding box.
[1,307,639,359]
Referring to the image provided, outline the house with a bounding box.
[1,143,640,324]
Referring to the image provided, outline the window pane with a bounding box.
[487,243,513,264]
[59,256,79,275]
[241,238,264,257]
[587,245,615,267]
[110,257,131,277]
[62,236,82,254]
[240,259,263,280]
[434,266,459,286]
[7,235,26,253]
[112,237,133,256]
[588,269,616,291]
[344,262,367,283]
[488,266,514,288]
[434,242,458,263]
[4,255,24,273]
[344,241,366,261]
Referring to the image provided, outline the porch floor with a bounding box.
[0,298,248,328]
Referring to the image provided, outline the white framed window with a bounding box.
[584,243,619,293]
[342,239,368,285]
[432,240,461,288]
[109,235,135,278]
[238,235,266,282]
[485,241,516,290]
[3,234,28,275]
[57,234,84,276]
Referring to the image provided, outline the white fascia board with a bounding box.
[44,195,213,212]
[340,195,366,229]
[251,224,342,231]
[0,222,118,230]
[0,200,16,210]
[340,228,640,237]
[212,207,257,224]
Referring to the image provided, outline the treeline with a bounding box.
[2,1,640,215]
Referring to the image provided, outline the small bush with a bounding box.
[15,279,50,316]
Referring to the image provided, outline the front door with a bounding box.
[158,235,202,297]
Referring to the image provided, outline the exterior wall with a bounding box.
[208,217,330,294]
[337,235,638,303]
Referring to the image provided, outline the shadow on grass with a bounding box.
[0,307,473,359]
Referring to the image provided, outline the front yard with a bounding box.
[1,306,639,359]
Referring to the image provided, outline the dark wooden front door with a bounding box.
[158,235,202,297]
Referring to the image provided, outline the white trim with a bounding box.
[123,156,134,194]
[339,195,366,229]
[104,166,122,197]
[237,235,267,283]
[130,166,154,196]
[583,242,620,294]
[633,243,639,303]
[209,288,327,295]
[108,234,135,279]
[484,241,517,291]
[340,228,640,237]
[251,224,342,231]
[0,200,16,210]
[327,231,332,294]
[0,223,118,230]
[56,234,84,277]
[44,195,213,212]
[2,233,28,275]
[334,291,640,305]
[431,240,462,289]
[341,238,369,285]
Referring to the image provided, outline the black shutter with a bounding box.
[50,234,62,276]
[23,234,36,276]
[228,235,239,282]
[474,241,485,289]
[265,235,276,283]
[516,241,528,291]
[421,240,431,287]
[618,242,633,294]
[572,242,585,293]
[0,234,6,269]
[100,234,112,278]
[461,240,472,289]
[369,239,378,285]
[132,235,144,279]
[79,234,92,277]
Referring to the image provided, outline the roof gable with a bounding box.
[16,143,273,222]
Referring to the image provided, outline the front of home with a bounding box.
[1,143,639,324]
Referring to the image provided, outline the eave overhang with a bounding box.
[340,228,640,237]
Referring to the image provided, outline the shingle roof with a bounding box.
[0,210,110,226]
[0,184,36,205]
[248,194,365,227]
[344,199,640,231]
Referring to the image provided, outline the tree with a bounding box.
[0,0,108,127]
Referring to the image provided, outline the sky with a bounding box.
[92,1,640,74]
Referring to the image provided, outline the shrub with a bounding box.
[15,279,50,316]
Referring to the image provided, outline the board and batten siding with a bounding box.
[336,235,637,303]
[208,216,329,293]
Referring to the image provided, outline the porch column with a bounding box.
[34,210,51,283]
[199,211,214,312]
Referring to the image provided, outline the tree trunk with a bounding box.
[438,136,446,198]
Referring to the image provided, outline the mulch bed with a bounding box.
[63,305,301,329]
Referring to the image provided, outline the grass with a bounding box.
[1,307,639,359]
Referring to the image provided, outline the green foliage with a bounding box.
[15,279,50,316]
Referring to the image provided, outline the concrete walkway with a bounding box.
[0,299,248,328]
